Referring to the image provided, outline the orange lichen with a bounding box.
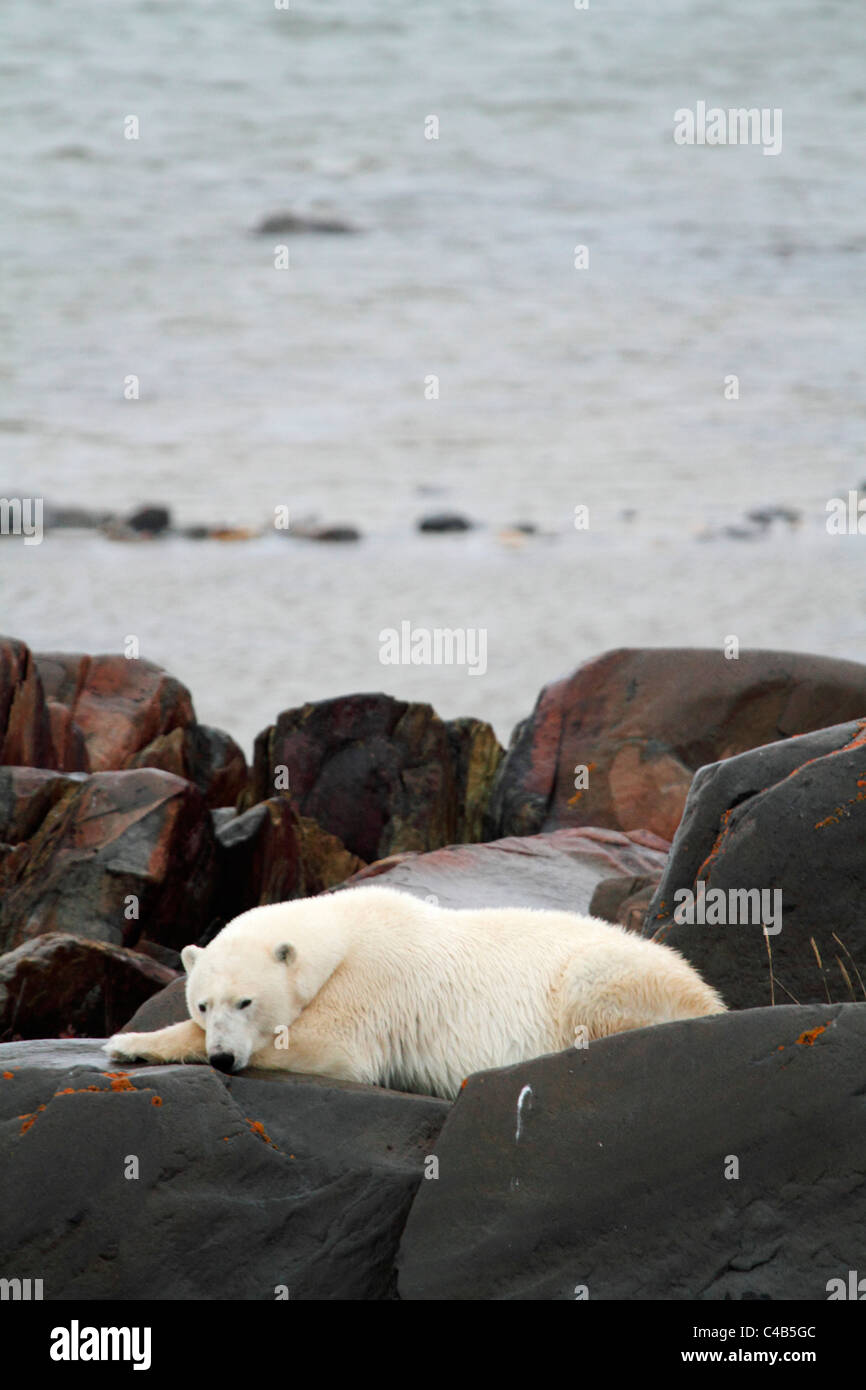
[18,1103,46,1135]
[796,1024,829,1046]
[245,1118,280,1150]
[151,1096,162,1106]
[2,1071,14,1079]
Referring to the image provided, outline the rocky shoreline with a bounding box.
[1,635,865,1298]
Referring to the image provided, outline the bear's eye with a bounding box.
[237,998,252,1010]
[198,1003,207,1014]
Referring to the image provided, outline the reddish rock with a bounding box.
[244,695,502,861]
[0,933,177,1041]
[486,648,866,843]
[34,651,195,772]
[0,638,57,768]
[338,826,669,915]
[127,723,247,808]
[0,769,218,954]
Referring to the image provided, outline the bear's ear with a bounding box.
[181,944,201,975]
[274,943,296,965]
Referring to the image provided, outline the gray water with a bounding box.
[2,0,865,752]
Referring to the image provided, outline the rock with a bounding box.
[215,798,305,923]
[0,1039,447,1299]
[126,505,171,535]
[255,211,357,235]
[486,648,866,844]
[338,827,668,915]
[0,769,218,954]
[287,524,361,543]
[126,723,248,809]
[644,719,866,1010]
[0,767,87,844]
[444,717,504,843]
[0,637,58,769]
[212,800,364,931]
[416,513,475,533]
[42,504,115,530]
[296,815,365,895]
[746,505,801,527]
[34,651,195,772]
[243,696,502,861]
[0,935,177,1041]
[588,873,660,932]
[397,1002,866,1300]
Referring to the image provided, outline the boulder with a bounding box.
[126,723,247,808]
[398,1002,866,1300]
[644,719,866,1009]
[0,768,87,844]
[34,652,195,772]
[243,695,502,861]
[0,637,58,769]
[0,769,218,954]
[0,935,177,1041]
[0,1039,447,1299]
[486,648,866,843]
[338,827,668,915]
[416,513,475,533]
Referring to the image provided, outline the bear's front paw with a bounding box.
[103,1033,162,1063]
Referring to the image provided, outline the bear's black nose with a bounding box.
[209,1052,235,1074]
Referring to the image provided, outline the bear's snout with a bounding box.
[209,1051,235,1074]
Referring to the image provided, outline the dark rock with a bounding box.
[126,506,171,535]
[287,524,361,543]
[181,525,210,540]
[0,768,87,844]
[0,935,177,1041]
[398,1002,866,1300]
[243,695,501,861]
[416,513,475,533]
[746,506,802,527]
[255,212,358,235]
[216,798,304,922]
[126,723,248,808]
[486,647,866,844]
[444,717,504,843]
[121,976,187,1033]
[0,1039,447,1299]
[338,827,668,915]
[35,651,195,772]
[588,873,660,931]
[0,769,218,954]
[0,637,58,769]
[213,799,364,924]
[133,939,182,972]
[42,503,115,530]
[644,719,866,1010]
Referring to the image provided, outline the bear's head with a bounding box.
[181,909,347,1073]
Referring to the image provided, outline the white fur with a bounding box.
[105,885,725,1100]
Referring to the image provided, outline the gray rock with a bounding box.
[644,719,866,1010]
[0,1039,448,1299]
[398,1002,866,1300]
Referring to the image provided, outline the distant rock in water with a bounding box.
[127,505,171,535]
[254,211,358,236]
[417,513,475,533]
[287,523,361,542]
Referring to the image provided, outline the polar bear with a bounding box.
[105,885,724,1100]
